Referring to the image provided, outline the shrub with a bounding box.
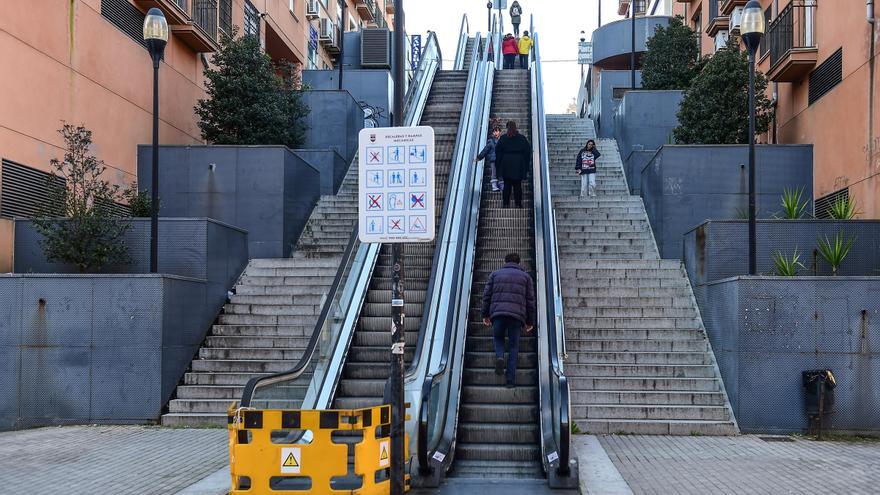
[827,195,861,220]
[33,124,129,272]
[195,28,309,148]
[771,249,805,276]
[777,187,809,219]
[641,16,701,90]
[817,232,854,275]
[674,37,772,144]
[121,183,158,218]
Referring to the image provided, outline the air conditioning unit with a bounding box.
[714,30,730,52]
[306,0,320,20]
[319,18,336,44]
[361,28,391,69]
[730,6,744,32]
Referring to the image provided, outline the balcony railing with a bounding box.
[767,1,818,81]
[193,0,218,42]
[356,0,376,21]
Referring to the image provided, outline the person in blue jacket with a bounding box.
[476,126,503,191]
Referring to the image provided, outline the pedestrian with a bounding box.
[482,252,536,388]
[476,126,503,192]
[502,34,518,70]
[518,31,533,69]
[495,120,531,208]
[576,139,602,198]
[510,1,523,37]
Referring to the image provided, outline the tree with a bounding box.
[673,37,773,144]
[121,183,158,218]
[33,124,129,272]
[641,16,700,90]
[195,28,309,148]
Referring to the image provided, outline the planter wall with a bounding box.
[138,146,321,258]
[699,276,880,433]
[13,218,247,311]
[641,144,813,259]
[591,70,643,139]
[300,90,363,167]
[0,274,216,430]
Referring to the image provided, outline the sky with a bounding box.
[404,0,642,113]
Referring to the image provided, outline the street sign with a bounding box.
[359,126,435,243]
[410,35,422,71]
[578,41,593,65]
[493,0,508,9]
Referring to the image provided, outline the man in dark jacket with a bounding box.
[481,252,536,388]
[495,121,532,208]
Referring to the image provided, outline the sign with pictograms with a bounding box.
[359,127,435,243]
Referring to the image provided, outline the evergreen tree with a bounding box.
[641,16,700,90]
[195,28,308,148]
[33,124,129,272]
[674,37,773,144]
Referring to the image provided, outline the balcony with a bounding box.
[720,0,747,16]
[134,0,189,25]
[767,1,818,82]
[618,0,646,16]
[367,2,386,29]
[386,1,394,15]
[356,0,376,21]
[135,0,219,52]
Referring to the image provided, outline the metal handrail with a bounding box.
[239,31,442,410]
[767,1,817,69]
[413,19,497,486]
[453,14,470,70]
[530,27,575,485]
[404,31,442,126]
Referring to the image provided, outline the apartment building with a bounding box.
[673,1,880,217]
[0,0,391,218]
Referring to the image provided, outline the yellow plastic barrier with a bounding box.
[228,404,409,494]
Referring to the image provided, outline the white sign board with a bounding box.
[493,0,508,9]
[578,41,593,65]
[359,127,436,244]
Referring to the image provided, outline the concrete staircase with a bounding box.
[547,115,737,436]
[161,164,359,427]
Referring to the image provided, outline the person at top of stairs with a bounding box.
[476,125,503,192]
[576,139,601,199]
[518,31,533,69]
[481,252,537,389]
[502,34,518,70]
[496,120,532,208]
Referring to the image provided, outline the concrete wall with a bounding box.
[699,276,880,433]
[591,16,672,68]
[293,150,348,196]
[137,146,322,258]
[13,218,247,311]
[624,150,657,196]
[301,90,363,167]
[613,90,683,192]
[0,219,11,272]
[684,220,880,286]
[592,70,643,139]
[303,69,394,128]
[0,274,216,430]
[641,145,814,258]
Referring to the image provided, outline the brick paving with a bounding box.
[0,426,228,495]
[596,434,880,495]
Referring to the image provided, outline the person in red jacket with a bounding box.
[502,34,518,70]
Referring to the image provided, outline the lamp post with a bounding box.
[598,0,602,27]
[630,0,637,89]
[487,1,493,32]
[741,0,765,276]
[579,31,587,80]
[143,8,168,274]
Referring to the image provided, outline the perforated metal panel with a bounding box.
[361,29,391,68]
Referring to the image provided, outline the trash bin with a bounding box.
[802,369,836,435]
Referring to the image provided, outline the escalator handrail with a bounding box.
[239,32,442,409]
[453,14,470,70]
[416,20,496,477]
[530,28,573,478]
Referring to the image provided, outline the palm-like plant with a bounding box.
[828,195,860,220]
[817,232,855,275]
[777,187,809,219]
[771,249,805,276]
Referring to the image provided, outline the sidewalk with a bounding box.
[576,433,880,495]
[0,426,228,495]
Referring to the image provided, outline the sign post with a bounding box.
[578,40,592,79]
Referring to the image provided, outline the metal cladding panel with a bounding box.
[301,91,363,168]
[90,345,162,421]
[20,347,91,422]
[0,346,20,420]
[0,280,22,346]
[20,277,93,347]
[361,28,391,68]
[703,278,880,433]
[284,153,322,256]
[92,277,164,348]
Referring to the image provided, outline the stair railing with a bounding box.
[530,28,578,488]
[409,18,496,487]
[238,31,443,411]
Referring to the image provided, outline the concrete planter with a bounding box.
[641,145,813,259]
[699,276,880,433]
[138,145,322,258]
[0,274,216,430]
[13,218,247,311]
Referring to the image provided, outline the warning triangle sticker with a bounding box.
[283,452,300,468]
[380,445,389,461]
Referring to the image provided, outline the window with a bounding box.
[220,0,233,35]
[809,48,843,106]
[814,188,848,219]
[760,6,771,57]
[308,25,319,69]
[100,0,147,49]
[244,0,260,38]
[694,12,702,54]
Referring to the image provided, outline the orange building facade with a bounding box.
[672,0,880,218]
[0,0,391,270]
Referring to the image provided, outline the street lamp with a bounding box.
[579,31,587,79]
[144,8,167,274]
[487,1,493,32]
[741,0,765,275]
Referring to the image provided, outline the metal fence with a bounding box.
[768,1,817,68]
[193,0,218,41]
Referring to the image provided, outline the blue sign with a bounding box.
[309,25,318,49]
[410,35,422,71]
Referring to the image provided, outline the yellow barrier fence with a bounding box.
[228,404,409,494]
